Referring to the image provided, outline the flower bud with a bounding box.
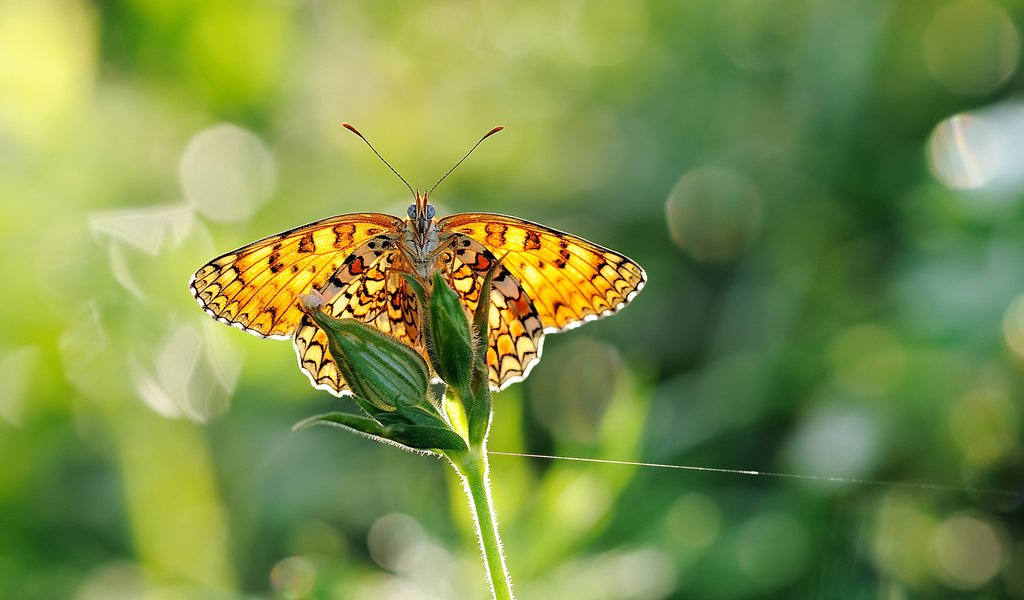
[299,293,429,411]
[466,256,503,445]
[427,272,475,395]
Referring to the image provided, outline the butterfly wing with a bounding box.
[293,237,422,396]
[439,213,646,333]
[444,235,545,390]
[195,210,644,395]
[190,213,403,339]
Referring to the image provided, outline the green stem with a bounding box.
[449,446,514,600]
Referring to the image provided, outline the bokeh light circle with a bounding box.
[180,123,277,222]
[929,512,1005,589]
[872,494,937,584]
[367,513,427,574]
[948,387,1018,467]
[1002,293,1024,359]
[665,166,762,262]
[666,493,721,550]
[785,404,879,479]
[926,113,995,190]
[269,556,317,599]
[923,0,1020,95]
[527,336,621,444]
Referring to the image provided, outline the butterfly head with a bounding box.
[407,192,437,241]
[407,193,435,220]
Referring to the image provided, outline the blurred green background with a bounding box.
[2,0,1024,598]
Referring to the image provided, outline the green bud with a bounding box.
[467,255,502,445]
[471,255,503,386]
[299,291,429,412]
[428,272,475,395]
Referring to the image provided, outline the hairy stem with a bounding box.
[449,447,514,600]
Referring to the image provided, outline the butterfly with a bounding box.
[189,125,646,397]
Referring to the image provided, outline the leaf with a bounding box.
[295,412,468,452]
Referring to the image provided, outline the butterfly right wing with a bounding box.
[439,212,646,332]
[190,213,403,339]
[443,235,546,391]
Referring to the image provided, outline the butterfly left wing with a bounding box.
[439,213,646,333]
[190,213,403,339]
[293,237,423,396]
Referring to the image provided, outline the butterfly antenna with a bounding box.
[342,123,415,198]
[427,125,504,197]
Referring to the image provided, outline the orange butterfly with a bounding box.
[190,125,646,396]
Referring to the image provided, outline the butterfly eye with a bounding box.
[407,204,417,218]
[425,205,435,219]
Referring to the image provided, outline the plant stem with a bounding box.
[449,447,514,600]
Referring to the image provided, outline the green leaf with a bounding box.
[295,412,467,452]
[384,424,468,451]
[294,412,387,435]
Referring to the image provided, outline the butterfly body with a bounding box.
[191,189,645,397]
[399,193,444,281]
